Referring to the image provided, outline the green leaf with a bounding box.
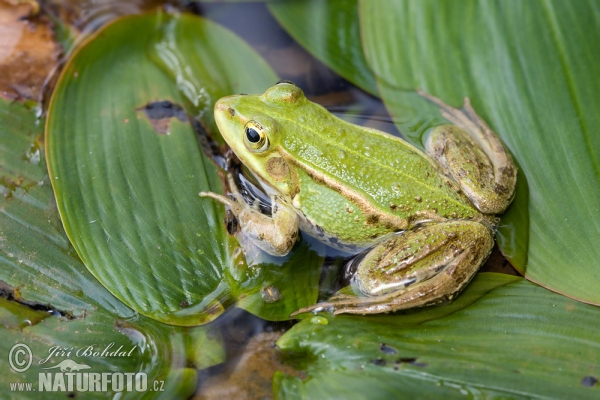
[1,301,223,399]
[268,0,378,96]
[277,273,600,399]
[359,0,600,304]
[46,12,281,325]
[46,11,323,324]
[0,98,225,398]
[0,99,132,318]
[235,241,323,321]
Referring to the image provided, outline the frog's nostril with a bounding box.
[228,108,235,117]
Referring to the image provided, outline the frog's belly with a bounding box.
[293,180,401,252]
[297,211,392,252]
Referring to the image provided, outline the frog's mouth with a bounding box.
[214,96,293,200]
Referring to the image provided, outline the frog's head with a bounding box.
[214,81,307,197]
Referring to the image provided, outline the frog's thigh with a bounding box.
[331,220,492,315]
[425,113,516,215]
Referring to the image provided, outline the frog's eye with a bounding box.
[244,121,269,152]
[275,80,296,86]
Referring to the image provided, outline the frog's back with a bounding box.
[278,104,479,226]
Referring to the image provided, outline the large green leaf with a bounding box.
[0,98,224,398]
[235,241,323,321]
[268,0,600,305]
[277,273,600,399]
[2,302,222,399]
[359,0,600,304]
[0,99,131,318]
[268,0,378,96]
[47,11,323,324]
[46,11,318,325]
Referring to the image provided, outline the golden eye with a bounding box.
[244,121,269,152]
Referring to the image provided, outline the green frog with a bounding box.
[200,82,516,315]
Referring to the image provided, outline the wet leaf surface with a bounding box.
[277,273,600,399]
[0,97,225,398]
[360,0,600,305]
[197,331,300,400]
[46,11,323,325]
[234,241,323,322]
[0,98,130,318]
[267,0,600,307]
[268,0,377,96]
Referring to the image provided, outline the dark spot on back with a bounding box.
[385,222,397,230]
[366,214,379,224]
[404,278,417,288]
[434,264,446,273]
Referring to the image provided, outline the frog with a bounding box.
[200,81,516,316]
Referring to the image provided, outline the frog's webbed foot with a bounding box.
[419,91,517,214]
[291,220,494,316]
[200,175,299,256]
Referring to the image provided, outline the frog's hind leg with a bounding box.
[420,92,517,214]
[291,220,493,316]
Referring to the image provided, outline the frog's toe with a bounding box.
[290,292,394,317]
[289,290,360,316]
[291,299,397,316]
[199,191,245,214]
[290,303,334,317]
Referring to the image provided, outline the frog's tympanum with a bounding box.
[201,82,516,316]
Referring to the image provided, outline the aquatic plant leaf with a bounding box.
[0,300,224,399]
[235,241,323,321]
[46,11,321,324]
[277,273,600,398]
[268,0,377,96]
[360,0,600,305]
[0,98,224,398]
[0,98,132,318]
[47,13,230,326]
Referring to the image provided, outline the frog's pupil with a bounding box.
[246,127,261,143]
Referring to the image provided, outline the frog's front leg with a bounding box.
[420,92,517,214]
[292,220,493,316]
[200,179,299,256]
